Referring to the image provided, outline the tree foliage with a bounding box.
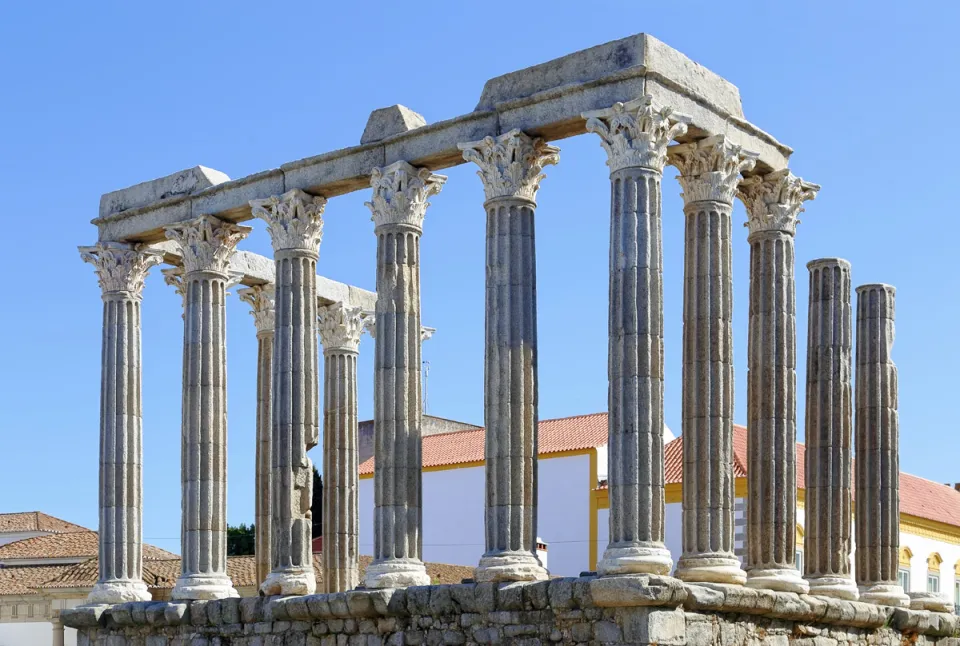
[227,522,255,556]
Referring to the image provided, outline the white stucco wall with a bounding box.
[359,452,595,578]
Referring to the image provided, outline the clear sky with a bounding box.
[1,1,957,555]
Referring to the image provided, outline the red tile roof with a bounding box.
[0,565,74,596]
[0,531,176,561]
[659,426,960,529]
[38,554,473,591]
[359,412,608,475]
[0,512,88,535]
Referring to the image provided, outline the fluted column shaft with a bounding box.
[80,242,161,604]
[165,216,248,600]
[670,135,756,585]
[744,229,805,592]
[583,97,688,577]
[251,189,326,596]
[364,161,446,589]
[804,258,857,599]
[460,130,558,582]
[238,285,276,588]
[318,303,365,592]
[739,170,817,594]
[855,284,909,607]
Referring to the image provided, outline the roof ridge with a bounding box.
[540,411,607,424]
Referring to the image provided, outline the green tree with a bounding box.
[311,466,323,540]
[227,522,256,556]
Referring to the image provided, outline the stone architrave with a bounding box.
[738,170,819,593]
[855,283,909,607]
[237,284,276,588]
[458,129,559,583]
[804,258,858,599]
[317,302,365,593]
[581,96,688,577]
[668,135,757,585]
[79,242,162,604]
[250,189,327,596]
[364,160,446,589]
[164,215,250,600]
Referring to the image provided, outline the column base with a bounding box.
[746,566,809,594]
[806,575,859,600]
[858,582,910,607]
[172,573,239,600]
[598,543,673,576]
[908,591,953,612]
[86,579,151,604]
[475,551,548,583]
[364,558,431,589]
[675,553,745,585]
[260,565,317,596]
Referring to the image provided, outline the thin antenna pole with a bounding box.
[422,360,430,415]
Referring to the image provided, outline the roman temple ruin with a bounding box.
[65,33,959,645]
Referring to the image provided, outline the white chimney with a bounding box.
[536,536,548,570]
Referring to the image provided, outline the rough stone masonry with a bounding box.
[69,31,958,645]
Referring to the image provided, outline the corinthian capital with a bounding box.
[238,284,276,334]
[458,130,559,202]
[738,169,820,239]
[668,135,758,205]
[582,95,690,173]
[250,189,326,254]
[79,241,163,298]
[318,302,366,353]
[366,161,446,232]
[164,215,250,275]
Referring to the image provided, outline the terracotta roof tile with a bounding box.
[0,531,176,561]
[360,412,608,475]
[0,565,74,596]
[0,512,88,535]
[40,554,474,591]
[659,426,960,529]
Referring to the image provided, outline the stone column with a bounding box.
[317,301,365,592]
[582,96,688,577]
[364,161,446,589]
[458,129,559,582]
[237,284,276,588]
[164,215,249,600]
[250,189,326,596]
[738,170,819,593]
[855,283,909,607]
[803,258,858,599]
[668,135,756,585]
[51,618,64,646]
[79,242,162,604]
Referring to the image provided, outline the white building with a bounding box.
[360,412,960,610]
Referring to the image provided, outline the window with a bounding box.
[795,550,804,574]
[898,568,911,591]
[928,573,940,593]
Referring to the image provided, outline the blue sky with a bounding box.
[1,2,957,554]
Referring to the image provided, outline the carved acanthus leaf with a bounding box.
[361,316,434,344]
[458,129,559,202]
[250,189,326,254]
[164,215,250,275]
[582,95,690,173]
[237,284,276,334]
[365,161,446,231]
[317,302,366,353]
[668,135,759,205]
[79,242,163,298]
[161,267,186,313]
[738,169,820,238]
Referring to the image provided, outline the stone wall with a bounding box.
[63,576,960,645]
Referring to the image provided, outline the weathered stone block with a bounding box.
[620,608,685,645]
[361,105,427,145]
